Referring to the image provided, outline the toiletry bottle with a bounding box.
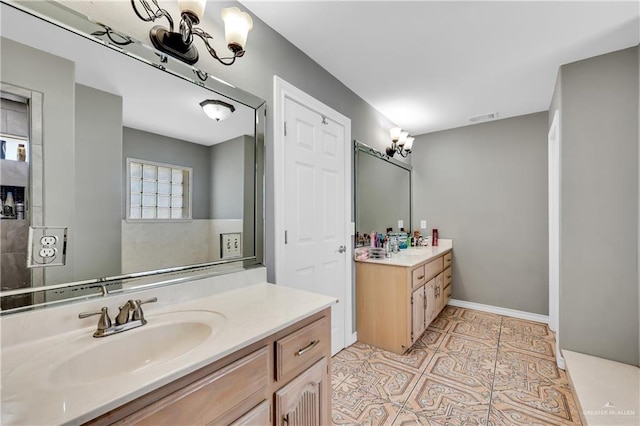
[16,201,24,220]
[432,228,439,246]
[4,191,15,219]
[17,144,26,162]
[370,231,376,248]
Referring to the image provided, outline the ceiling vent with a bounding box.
[469,112,498,123]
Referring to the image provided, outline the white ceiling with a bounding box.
[241,0,640,135]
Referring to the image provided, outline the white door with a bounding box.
[274,76,353,356]
[283,98,346,354]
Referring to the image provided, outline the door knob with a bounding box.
[337,245,347,253]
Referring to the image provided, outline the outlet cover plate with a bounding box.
[27,226,68,268]
[220,232,242,259]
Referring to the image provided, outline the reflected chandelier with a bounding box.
[386,127,414,158]
[131,0,253,66]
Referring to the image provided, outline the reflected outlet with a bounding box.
[220,232,242,259]
[27,226,68,268]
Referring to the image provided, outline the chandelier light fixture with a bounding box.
[131,0,253,66]
[200,99,235,121]
[386,127,414,158]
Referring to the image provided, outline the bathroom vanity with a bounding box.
[1,268,335,425]
[355,239,453,354]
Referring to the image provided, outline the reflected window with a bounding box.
[127,158,192,220]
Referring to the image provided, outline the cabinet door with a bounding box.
[435,272,444,313]
[411,285,425,343]
[425,278,436,324]
[275,358,328,426]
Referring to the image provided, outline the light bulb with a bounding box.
[398,131,409,146]
[404,136,414,150]
[221,7,253,52]
[389,127,402,143]
[178,0,206,22]
[200,99,235,121]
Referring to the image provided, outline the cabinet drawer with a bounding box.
[424,256,443,283]
[411,265,426,289]
[443,252,452,269]
[443,283,452,305]
[126,347,269,425]
[443,266,452,288]
[230,400,271,426]
[276,317,329,381]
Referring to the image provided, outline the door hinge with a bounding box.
[410,295,413,304]
[285,230,288,244]
[284,121,287,136]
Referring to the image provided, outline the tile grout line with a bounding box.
[485,314,505,425]
[389,326,450,425]
[390,314,458,425]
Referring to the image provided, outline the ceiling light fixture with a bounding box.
[131,0,253,66]
[386,127,413,158]
[200,99,235,121]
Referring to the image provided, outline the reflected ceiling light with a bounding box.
[386,128,413,158]
[200,99,235,121]
[131,0,253,66]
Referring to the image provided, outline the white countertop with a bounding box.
[356,239,453,268]
[1,283,336,425]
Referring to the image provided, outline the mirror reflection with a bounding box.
[0,2,264,311]
[354,141,411,246]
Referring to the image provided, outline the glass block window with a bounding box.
[127,159,191,220]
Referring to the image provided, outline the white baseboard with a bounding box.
[557,354,565,370]
[347,332,357,347]
[448,299,549,324]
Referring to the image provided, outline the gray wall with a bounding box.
[553,46,639,366]
[75,84,122,279]
[123,127,212,219]
[210,135,245,219]
[1,37,76,285]
[412,112,549,315]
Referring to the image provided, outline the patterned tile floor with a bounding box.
[331,306,582,425]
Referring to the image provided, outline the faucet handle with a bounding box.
[115,300,135,326]
[132,297,158,322]
[79,307,112,331]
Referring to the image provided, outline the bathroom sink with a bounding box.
[10,310,226,388]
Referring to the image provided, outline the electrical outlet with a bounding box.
[220,232,242,259]
[40,235,58,247]
[420,220,427,229]
[397,220,404,230]
[39,247,57,258]
[27,226,68,268]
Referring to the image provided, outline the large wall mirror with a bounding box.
[354,141,411,246]
[0,1,265,312]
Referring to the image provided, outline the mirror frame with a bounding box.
[0,0,266,313]
[353,139,412,245]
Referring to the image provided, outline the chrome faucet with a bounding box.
[79,297,158,338]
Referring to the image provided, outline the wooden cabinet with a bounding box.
[275,358,328,426]
[356,250,452,354]
[86,309,331,426]
[411,285,426,343]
